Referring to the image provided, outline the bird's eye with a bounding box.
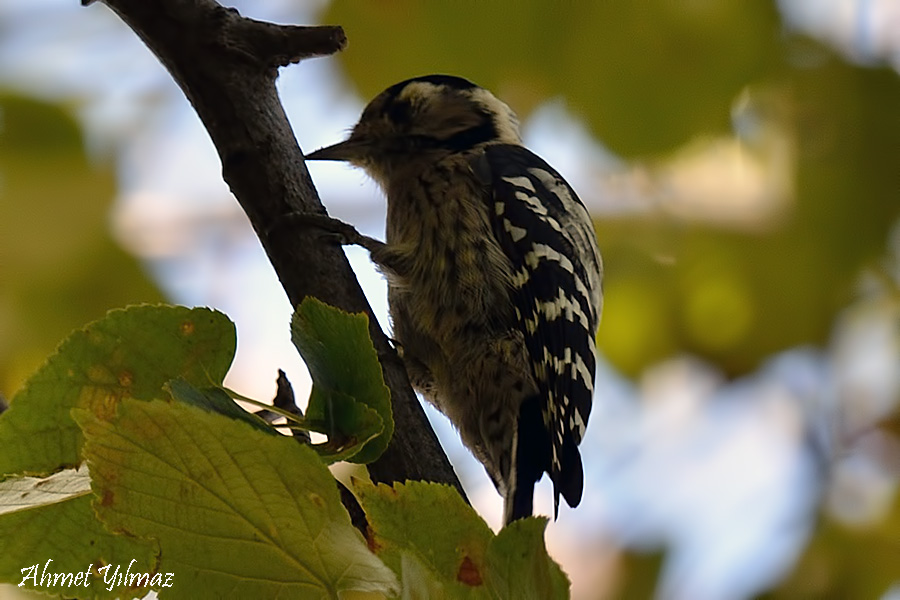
[386,99,412,126]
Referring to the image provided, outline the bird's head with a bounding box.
[306,75,521,183]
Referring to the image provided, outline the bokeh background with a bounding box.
[1,1,898,598]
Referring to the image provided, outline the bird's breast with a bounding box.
[383,161,515,341]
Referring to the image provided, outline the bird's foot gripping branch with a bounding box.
[0,301,569,599]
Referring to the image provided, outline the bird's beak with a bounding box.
[305,137,367,162]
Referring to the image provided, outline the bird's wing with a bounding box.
[483,143,602,513]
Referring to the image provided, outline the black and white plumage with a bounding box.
[306,75,603,524]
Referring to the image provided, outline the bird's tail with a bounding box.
[503,394,549,525]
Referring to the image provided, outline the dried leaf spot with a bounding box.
[365,525,381,553]
[118,370,133,387]
[85,389,121,421]
[100,489,115,507]
[457,555,483,586]
[308,492,324,507]
[100,393,121,419]
[180,320,195,336]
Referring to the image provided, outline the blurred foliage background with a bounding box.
[0,95,163,395]
[1,0,898,598]
[326,0,899,379]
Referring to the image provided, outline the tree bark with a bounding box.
[89,0,465,499]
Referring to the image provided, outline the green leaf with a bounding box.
[166,378,273,435]
[304,389,384,464]
[291,297,393,464]
[0,305,234,596]
[74,399,399,599]
[356,480,569,599]
[0,496,158,599]
[397,552,455,600]
[0,304,235,476]
[356,481,493,582]
[485,519,570,600]
[0,468,155,599]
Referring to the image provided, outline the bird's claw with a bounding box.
[274,212,363,246]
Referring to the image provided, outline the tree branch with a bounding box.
[90,0,465,499]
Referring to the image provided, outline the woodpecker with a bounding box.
[306,75,603,524]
